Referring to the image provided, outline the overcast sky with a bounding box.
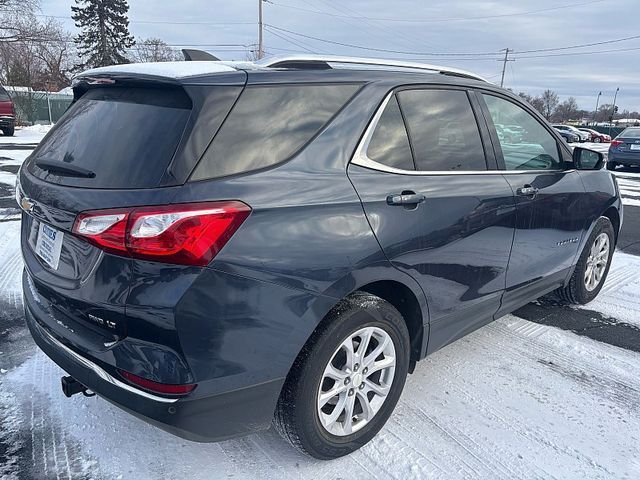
[40,0,640,112]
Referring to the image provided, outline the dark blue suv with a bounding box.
[17,56,622,459]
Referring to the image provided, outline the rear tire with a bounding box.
[606,161,617,170]
[557,217,614,305]
[1,126,14,137]
[274,291,410,459]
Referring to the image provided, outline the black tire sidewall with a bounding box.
[287,294,410,459]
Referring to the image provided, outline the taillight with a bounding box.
[610,139,623,148]
[73,201,251,266]
[118,369,197,395]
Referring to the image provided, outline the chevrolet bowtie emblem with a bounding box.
[20,197,34,212]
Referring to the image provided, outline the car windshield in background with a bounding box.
[28,86,192,189]
[0,86,10,101]
[620,128,640,138]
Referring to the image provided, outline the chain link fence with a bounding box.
[5,87,73,125]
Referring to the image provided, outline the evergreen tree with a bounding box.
[71,0,134,69]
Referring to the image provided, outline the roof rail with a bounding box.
[256,54,487,82]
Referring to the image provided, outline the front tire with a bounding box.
[557,217,614,304]
[274,291,410,459]
[594,137,601,143]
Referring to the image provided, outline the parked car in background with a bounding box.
[17,56,622,460]
[0,85,15,137]
[553,125,580,143]
[552,124,589,142]
[608,127,640,170]
[578,128,610,143]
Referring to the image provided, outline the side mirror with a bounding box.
[573,147,604,170]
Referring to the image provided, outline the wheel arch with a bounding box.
[602,206,621,244]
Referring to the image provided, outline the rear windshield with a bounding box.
[0,86,9,101]
[620,128,640,138]
[28,87,192,188]
[191,84,359,180]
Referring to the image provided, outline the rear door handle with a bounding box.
[517,185,539,196]
[386,192,426,206]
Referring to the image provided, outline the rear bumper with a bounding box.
[609,151,640,166]
[24,288,285,443]
[0,115,14,128]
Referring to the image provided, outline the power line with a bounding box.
[264,24,500,56]
[513,45,640,59]
[513,34,640,54]
[267,0,604,23]
[265,26,317,53]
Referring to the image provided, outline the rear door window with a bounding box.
[397,89,487,171]
[366,95,415,171]
[191,84,359,180]
[28,87,192,188]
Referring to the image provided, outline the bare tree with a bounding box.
[130,37,182,63]
[553,96,580,123]
[540,90,559,121]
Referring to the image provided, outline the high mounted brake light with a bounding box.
[73,201,251,266]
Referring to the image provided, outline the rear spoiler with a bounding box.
[182,49,220,61]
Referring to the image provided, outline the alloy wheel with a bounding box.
[584,232,610,292]
[316,326,396,436]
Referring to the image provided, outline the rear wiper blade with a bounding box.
[35,159,96,178]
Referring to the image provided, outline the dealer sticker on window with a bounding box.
[35,223,64,270]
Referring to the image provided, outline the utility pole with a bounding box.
[499,48,514,87]
[609,87,620,137]
[593,91,602,125]
[258,0,264,59]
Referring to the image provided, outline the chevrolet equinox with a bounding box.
[18,55,622,459]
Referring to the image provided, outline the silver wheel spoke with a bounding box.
[357,391,375,421]
[324,393,348,428]
[363,335,390,368]
[342,395,357,435]
[319,384,347,408]
[584,232,610,292]
[317,326,396,436]
[364,378,390,397]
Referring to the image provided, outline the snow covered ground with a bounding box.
[2,129,640,480]
[0,124,52,145]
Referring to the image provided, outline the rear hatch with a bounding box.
[19,72,245,381]
[0,85,13,115]
[612,129,640,156]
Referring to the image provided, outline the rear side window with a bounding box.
[29,87,191,188]
[483,94,561,171]
[397,89,487,171]
[191,84,359,180]
[0,86,10,101]
[366,95,414,170]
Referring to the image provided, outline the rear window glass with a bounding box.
[191,84,359,180]
[28,87,191,188]
[621,128,640,138]
[0,86,9,101]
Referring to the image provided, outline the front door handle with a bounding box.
[386,192,426,207]
[517,185,539,196]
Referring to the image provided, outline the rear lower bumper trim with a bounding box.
[38,323,179,404]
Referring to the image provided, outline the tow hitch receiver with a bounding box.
[61,375,95,398]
